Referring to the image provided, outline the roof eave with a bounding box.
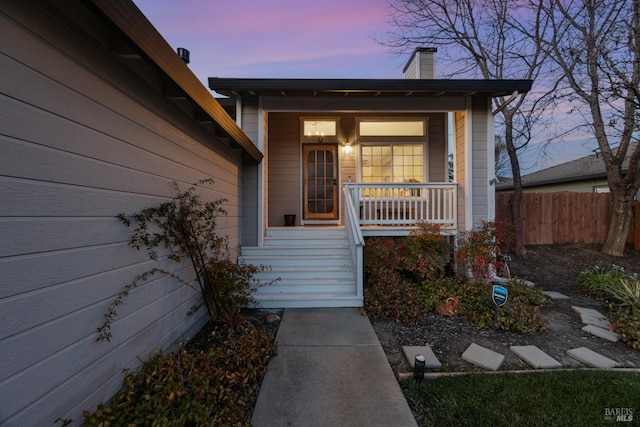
[88,0,262,162]
[208,78,533,99]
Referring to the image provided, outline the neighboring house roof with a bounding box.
[208,78,533,98]
[496,143,638,190]
[89,0,262,162]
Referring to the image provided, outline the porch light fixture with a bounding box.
[342,137,353,154]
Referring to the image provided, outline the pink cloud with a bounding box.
[133,0,401,79]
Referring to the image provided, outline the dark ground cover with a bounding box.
[373,244,640,373]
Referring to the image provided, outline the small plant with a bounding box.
[98,180,270,341]
[580,265,640,310]
[580,265,640,349]
[609,305,640,350]
[455,221,519,284]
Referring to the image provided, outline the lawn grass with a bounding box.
[402,370,640,426]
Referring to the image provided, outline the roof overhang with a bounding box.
[208,78,533,99]
[88,0,262,162]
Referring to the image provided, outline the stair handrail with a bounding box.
[344,184,364,300]
[343,184,364,246]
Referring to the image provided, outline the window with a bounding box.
[361,144,424,183]
[301,118,338,142]
[359,121,424,137]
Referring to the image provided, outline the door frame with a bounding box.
[302,143,340,223]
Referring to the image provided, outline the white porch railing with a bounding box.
[344,182,457,229]
[343,186,364,300]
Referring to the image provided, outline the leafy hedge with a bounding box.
[83,323,277,426]
[364,222,551,333]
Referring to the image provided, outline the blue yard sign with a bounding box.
[492,285,508,307]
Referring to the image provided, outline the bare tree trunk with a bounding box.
[503,112,526,255]
[602,190,634,256]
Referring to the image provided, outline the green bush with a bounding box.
[83,324,277,426]
[579,265,638,305]
[609,305,640,350]
[364,226,549,333]
[364,227,451,324]
[364,269,426,325]
[579,265,640,349]
[413,278,551,333]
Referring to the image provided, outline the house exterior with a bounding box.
[209,52,532,309]
[0,1,260,424]
[496,143,640,197]
[1,0,531,424]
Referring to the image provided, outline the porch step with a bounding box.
[250,266,353,281]
[240,227,358,308]
[253,293,363,309]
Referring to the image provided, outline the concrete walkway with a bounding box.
[252,308,418,427]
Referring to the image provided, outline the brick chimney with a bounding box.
[403,47,437,79]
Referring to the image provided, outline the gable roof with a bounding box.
[89,0,262,162]
[208,78,533,98]
[496,143,638,190]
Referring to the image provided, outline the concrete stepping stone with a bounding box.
[462,343,504,371]
[402,345,442,368]
[580,314,611,329]
[510,345,562,369]
[543,291,569,300]
[572,306,606,319]
[582,324,620,342]
[567,347,621,368]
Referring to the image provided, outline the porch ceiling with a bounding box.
[208,78,533,99]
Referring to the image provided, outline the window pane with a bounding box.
[362,144,424,183]
[304,120,337,137]
[359,121,424,136]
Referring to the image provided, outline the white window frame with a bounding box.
[355,117,428,182]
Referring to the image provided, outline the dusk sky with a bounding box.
[132,0,594,172]
[133,0,404,84]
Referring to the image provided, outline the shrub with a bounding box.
[413,278,551,334]
[98,180,270,341]
[364,227,548,333]
[579,265,640,311]
[580,265,640,348]
[455,221,519,283]
[83,324,277,426]
[364,268,426,325]
[364,227,450,325]
[609,305,640,350]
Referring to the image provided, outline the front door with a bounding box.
[303,144,338,220]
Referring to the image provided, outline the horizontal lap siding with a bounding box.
[0,3,242,425]
[268,113,302,226]
[471,98,489,227]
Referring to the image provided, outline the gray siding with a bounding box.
[471,97,490,227]
[454,111,467,230]
[1,3,242,425]
[240,99,260,244]
[268,113,302,226]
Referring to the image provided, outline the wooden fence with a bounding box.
[496,192,640,249]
